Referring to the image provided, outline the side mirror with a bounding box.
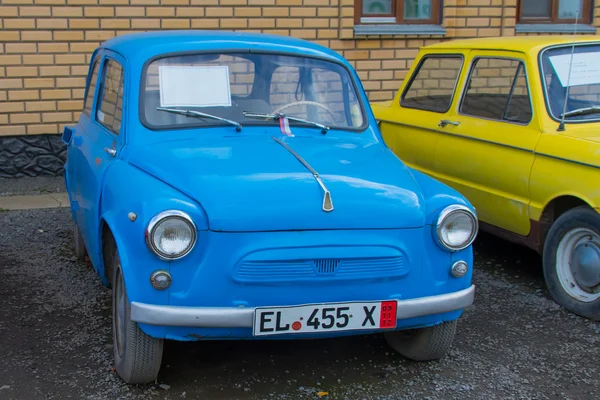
[62,126,74,145]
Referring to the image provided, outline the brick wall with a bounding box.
[1,0,599,138]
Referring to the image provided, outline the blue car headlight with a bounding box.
[434,205,478,251]
[146,210,197,260]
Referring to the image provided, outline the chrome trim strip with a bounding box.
[272,136,334,212]
[130,285,476,327]
[536,152,600,170]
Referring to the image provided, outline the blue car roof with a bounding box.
[100,30,344,65]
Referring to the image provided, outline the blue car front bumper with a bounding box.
[131,285,474,330]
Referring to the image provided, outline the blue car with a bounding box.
[62,31,478,384]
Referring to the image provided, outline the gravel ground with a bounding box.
[0,176,66,197]
[0,208,598,400]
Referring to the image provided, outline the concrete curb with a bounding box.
[0,193,69,211]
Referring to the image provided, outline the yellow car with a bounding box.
[372,36,600,320]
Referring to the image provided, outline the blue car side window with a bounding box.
[96,59,124,135]
[82,59,100,118]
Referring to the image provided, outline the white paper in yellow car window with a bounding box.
[158,65,232,107]
[549,52,600,87]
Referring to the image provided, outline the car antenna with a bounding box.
[557,8,580,132]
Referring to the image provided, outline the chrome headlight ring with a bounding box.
[434,204,478,252]
[145,210,197,260]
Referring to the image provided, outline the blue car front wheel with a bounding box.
[112,249,164,384]
[384,320,457,361]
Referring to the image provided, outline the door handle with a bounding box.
[104,147,116,157]
[438,119,460,128]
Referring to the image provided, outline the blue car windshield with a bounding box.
[141,52,366,131]
[541,43,600,122]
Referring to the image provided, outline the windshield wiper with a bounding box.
[561,106,600,118]
[243,111,329,134]
[157,107,242,131]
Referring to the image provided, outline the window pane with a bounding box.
[83,60,99,117]
[405,0,432,19]
[558,0,583,19]
[97,60,124,135]
[521,0,552,18]
[363,0,393,15]
[402,56,463,113]
[461,58,531,123]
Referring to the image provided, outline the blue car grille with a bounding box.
[234,256,407,283]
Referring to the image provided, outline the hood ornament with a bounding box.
[272,137,334,213]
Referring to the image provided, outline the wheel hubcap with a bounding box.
[115,267,126,358]
[556,227,600,302]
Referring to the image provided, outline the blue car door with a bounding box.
[73,50,127,270]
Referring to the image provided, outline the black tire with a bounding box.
[384,320,456,361]
[112,249,164,384]
[73,222,87,262]
[542,206,600,320]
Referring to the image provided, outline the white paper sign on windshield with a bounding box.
[158,65,232,108]
[549,52,600,87]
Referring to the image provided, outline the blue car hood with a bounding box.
[128,135,426,232]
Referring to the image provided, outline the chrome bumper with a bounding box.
[131,285,475,328]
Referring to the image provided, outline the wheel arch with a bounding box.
[538,195,593,252]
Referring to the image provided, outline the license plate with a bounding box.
[253,300,397,337]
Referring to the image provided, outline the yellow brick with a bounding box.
[70,18,100,29]
[190,0,218,4]
[4,19,36,29]
[248,0,274,4]
[0,32,21,42]
[382,80,401,90]
[2,0,33,4]
[221,19,249,28]
[467,17,490,27]
[22,31,53,41]
[369,91,394,101]
[34,0,67,4]
[479,7,503,16]
[356,60,381,70]
[58,100,83,111]
[234,7,262,17]
[191,18,219,28]
[37,18,69,29]
[0,79,23,89]
[11,113,41,124]
[19,6,52,17]
[455,7,478,16]
[27,124,59,134]
[370,49,395,59]
[206,7,233,17]
[276,18,301,28]
[176,7,205,17]
[6,67,38,77]
[83,7,114,17]
[276,0,302,4]
[468,0,491,4]
[146,7,175,17]
[0,125,27,135]
[369,70,394,80]
[24,78,55,88]
[304,19,329,28]
[54,31,85,41]
[0,7,19,17]
[0,55,22,65]
[454,28,478,37]
[85,31,115,41]
[99,0,129,4]
[56,54,86,65]
[0,114,8,125]
[344,50,369,60]
[40,66,70,76]
[131,0,159,3]
[290,29,317,39]
[262,29,290,35]
[41,89,71,100]
[162,19,191,29]
[70,0,101,4]
[23,55,54,65]
[5,43,36,53]
[161,0,190,4]
[0,102,25,113]
[317,29,338,39]
[37,43,69,53]
[71,65,90,76]
[26,101,57,112]
[115,7,145,17]
[101,19,131,29]
[43,112,73,123]
[72,88,85,99]
[290,7,316,17]
[478,27,501,36]
[131,19,161,29]
[52,6,83,17]
[362,81,381,91]
[318,7,338,17]
[263,7,289,16]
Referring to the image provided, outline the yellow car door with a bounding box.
[432,50,542,236]
[372,51,466,175]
